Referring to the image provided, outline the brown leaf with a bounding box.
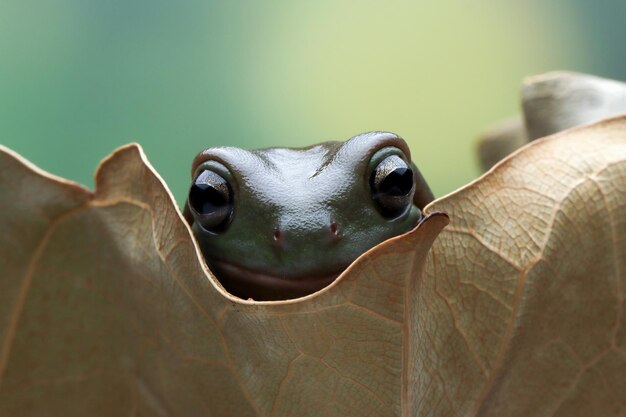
[1,116,626,416]
[424,116,626,416]
[476,117,527,171]
[476,71,626,171]
[523,71,626,141]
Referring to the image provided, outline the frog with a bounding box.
[184,131,434,301]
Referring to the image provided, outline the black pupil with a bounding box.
[370,154,415,220]
[379,167,413,196]
[191,183,227,214]
[189,171,230,215]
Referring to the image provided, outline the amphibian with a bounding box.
[184,132,433,300]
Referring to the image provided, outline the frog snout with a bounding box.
[270,221,343,251]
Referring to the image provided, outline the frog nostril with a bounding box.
[329,222,341,240]
[273,228,282,242]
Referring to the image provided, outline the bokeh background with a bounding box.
[1,0,625,204]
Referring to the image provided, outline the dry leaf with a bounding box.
[523,71,626,141]
[1,116,626,416]
[477,71,626,171]
[475,117,527,171]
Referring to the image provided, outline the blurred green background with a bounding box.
[1,0,624,204]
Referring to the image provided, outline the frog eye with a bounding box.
[370,155,415,219]
[188,170,233,233]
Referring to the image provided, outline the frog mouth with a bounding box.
[206,259,344,301]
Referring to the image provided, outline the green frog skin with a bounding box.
[184,132,434,301]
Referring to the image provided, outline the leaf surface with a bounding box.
[1,117,626,416]
[422,117,626,416]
